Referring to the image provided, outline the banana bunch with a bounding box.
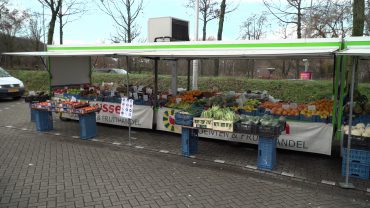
[244,99,261,107]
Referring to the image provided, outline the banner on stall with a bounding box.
[62,101,153,129]
[155,107,182,133]
[155,108,333,155]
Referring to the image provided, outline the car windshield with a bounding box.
[0,67,10,77]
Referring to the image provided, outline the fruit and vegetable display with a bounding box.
[52,83,154,105]
[25,91,50,103]
[200,106,238,122]
[343,123,370,138]
[32,100,100,115]
[261,99,333,121]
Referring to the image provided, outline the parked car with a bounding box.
[0,67,25,99]
[94,68,128,75]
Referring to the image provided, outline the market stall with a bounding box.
[336,37,370,184]
[4,38,351,156]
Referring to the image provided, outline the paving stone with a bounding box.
[0,100,369,208]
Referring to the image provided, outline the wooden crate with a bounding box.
[193,118,213,129]
[213,120,233,132]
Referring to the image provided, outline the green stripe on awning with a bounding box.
[346,41,370,46]
[48,42,341,51]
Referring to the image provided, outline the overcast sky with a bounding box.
[13,0,293,45]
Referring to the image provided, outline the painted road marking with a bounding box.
[246,165,257,170]
[159,150,169,153]
[281,172,294,177]
[135,146,144,149]
[321,180,336,186]
[214,160,225,164]
[54,133,61,136]
[72,136,79,139]
[112,142,121,145]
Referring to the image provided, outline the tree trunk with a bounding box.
[202,18,207,41]
[297,3,302,38]
[352,0,365,90]
[352,0,365,36]
[127,0,132,43]
[217,0,226,40]
[48,13,57,44]
[59,15,63,44]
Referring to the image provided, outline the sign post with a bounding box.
[120,97,134,145]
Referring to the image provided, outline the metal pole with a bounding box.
[42,3,47,70]
[171,60,177,96]
[187,59,191,91]
[192,0,199,90]
[154,59,158,107]
[340,57,357,189]
[125,56,132,145]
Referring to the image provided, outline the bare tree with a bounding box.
[304,0,352,38]
[97,0,143,43]
[38,0,62,45]
[263,0,307,38]
[240,13,268,40]
[186,0,235,41]
[0,9,29,50]
[0,0,8,20]
[29,13,44,51]
[57,0,87,44]
[0,7,29,66]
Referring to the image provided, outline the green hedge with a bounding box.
[8,70,370,103]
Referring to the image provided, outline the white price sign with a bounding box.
[308,105,316,111]
[133,93,139,100]
[120,98,134,119]
[143,95,149,101]
[290,103,298,109]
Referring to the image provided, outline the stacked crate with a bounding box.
[342,148,370,180]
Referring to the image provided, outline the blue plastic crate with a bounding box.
[341,160,370,180]
[63,93,80,99]
[175,112,193,126]
[238,109,254,116]
[342,148,370,166]
[358,115,370,124]
[181,128,198,156]
[35,110,53,131]
[257,107,265,114]
[79,113,97,139]
[257,137,277,171]
[134,99,144,105]
[286,115,300,121]
[299,115,314,122]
